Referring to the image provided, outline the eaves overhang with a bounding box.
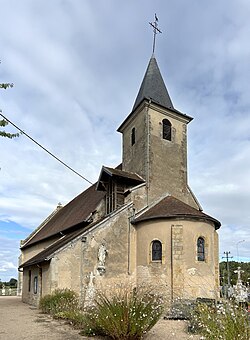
[117,98,193,133]
[96,166,145,191]
[132,214,221,230]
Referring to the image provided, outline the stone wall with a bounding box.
[121,103,148,180]
[136,218,219,303]
[148,105,197,208]
[27,203,137,307]
[120,102,198,208]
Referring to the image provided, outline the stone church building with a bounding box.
[19,54,221,307]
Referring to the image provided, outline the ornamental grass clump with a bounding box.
[39,288,79,316]
[54,310,86,328]
[82,284,164,339]
[189,300,250,340]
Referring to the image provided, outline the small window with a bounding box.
[34,276,38,294]
[152,240,162,261]
[197,237,205,261]
[28,270,31,292]
[131,127,136,145]
[162,119,171,141]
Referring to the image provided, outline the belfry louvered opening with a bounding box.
[106,178,125,214]
[162,118,171,141]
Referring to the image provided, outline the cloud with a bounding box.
[0,236,19,281]
[0,0,250,281]
[0,261,17,272]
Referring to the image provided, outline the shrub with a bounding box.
[39,288,79,316]
[54,310,85,328]
[189,300,250,340]
[81,284,164,339]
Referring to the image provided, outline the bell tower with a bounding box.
[117,56,199,209]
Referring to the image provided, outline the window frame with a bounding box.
[151,240,162,262]
[131,127,136,146]
[162,119,171,141]
[197,237,205,262]
[34,276,38,294]
[28,270,31,292]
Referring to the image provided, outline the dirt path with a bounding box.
[0,296,200,339]
[0,296,86,340]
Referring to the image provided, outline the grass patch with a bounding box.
[189,300,250,340]
[39,288,79,316]
[54,310,86,328]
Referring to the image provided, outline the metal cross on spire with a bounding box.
[149,14,162,55]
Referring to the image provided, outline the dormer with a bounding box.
[96,166,144,215]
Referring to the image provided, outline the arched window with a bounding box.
[131,127,135,145]
[197,237,205,261]
[162,119,171,141]
[34,276,38,294]
[152,240,162,261]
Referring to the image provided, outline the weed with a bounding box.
[39,288,78,316]
[189,300,250,340]
[82,284,164,339]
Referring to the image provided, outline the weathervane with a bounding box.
[149,14,162,54]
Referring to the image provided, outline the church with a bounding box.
[19,48,221,307]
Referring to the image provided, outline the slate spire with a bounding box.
[132,56,174,111]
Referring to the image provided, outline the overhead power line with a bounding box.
[0,112,93,185]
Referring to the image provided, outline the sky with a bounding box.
[0,0,250,282]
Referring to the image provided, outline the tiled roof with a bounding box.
[22,184,105,248]
[19,216,104,268]
[21,204,63,246]
[19,223,95,268]
[133,196,221,229]
[19,231,79,268]
[19,217,105,268]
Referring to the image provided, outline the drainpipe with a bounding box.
[170,225,174,303]
[80,237,84,306]
[128,207,136,275]
[128,216,131,275]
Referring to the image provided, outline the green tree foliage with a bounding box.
[9,278,18,288]
[0,278,17,288]
[220,261,250,286]
[0,82,13,89]
[0,118,19,138]
[0,63,19,138]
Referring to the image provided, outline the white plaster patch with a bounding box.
[187,267,197,276]
[90,236,97,248]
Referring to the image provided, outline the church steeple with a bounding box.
[132,56,174,112]
[118,53,198,209]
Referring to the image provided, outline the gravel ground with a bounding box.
[0,296,200,340]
